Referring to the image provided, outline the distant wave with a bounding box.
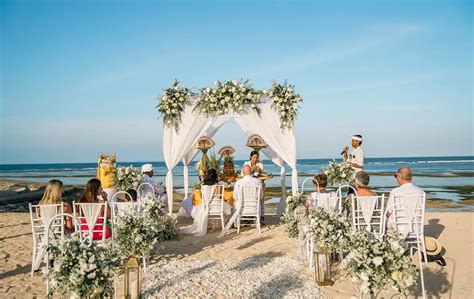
[369,160,474,165]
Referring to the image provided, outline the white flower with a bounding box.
[372,256,383,266]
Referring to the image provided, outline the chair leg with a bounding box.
[31,249,36,277]
[257,217,261,234]
[237,216,241,234]
[421,237,428,264]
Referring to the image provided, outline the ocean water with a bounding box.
[0,156,472,202]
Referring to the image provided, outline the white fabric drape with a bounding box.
[359,196,378,231]
[261,147,287,215]
[180,117,229,198]
[163,101,220,214]
[181,185,216,236]
[235,99,298,215]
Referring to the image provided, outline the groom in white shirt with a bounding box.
[234,165,264,221]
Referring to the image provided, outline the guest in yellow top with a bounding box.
[241,150,264,177]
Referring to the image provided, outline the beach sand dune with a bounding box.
[1,212,472,298]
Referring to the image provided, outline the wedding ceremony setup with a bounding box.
[13,79,443,298]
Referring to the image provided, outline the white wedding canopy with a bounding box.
[162,96,298,216]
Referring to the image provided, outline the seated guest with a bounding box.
[140,164,168,210]
[386,167,426,237]
[386,167,425,215]
[201,168,231,216]
[234,165,264,221]
[306,173,336,208]
[125,189,138,202]
[78,178,111,240]
[354,171,376,196]
[38,179,74,231]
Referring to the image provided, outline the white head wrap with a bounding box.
[352,135,363,142]
[141,164,153,173]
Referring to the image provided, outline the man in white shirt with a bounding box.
[234,165,264,221]
[386,167,426,237]
[342,134,365,172]
[141,164,168,211]
[387,167,425,209]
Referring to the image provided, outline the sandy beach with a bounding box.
[1,206,472,298]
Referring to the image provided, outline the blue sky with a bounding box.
[1,0,472,164]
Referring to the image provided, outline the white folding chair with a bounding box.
[137,182,155,203]
[386,194,427,263]
[351,194,385,237]
[206,184,226,231]
[384,203,426,299]
[236,185,262,234]
[44,213,84,296]
[301,177,318,194]
[111,190,133,203]
[29,203,64,276]
[73,202,108,243]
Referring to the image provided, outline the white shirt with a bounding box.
[348,146,364,171]
[387,183,425,208]
[233,175,263,200]
[140,175,165,194]
[241,161,264,177]
[386,182,425,237]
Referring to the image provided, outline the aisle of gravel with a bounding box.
[142,256,323,298]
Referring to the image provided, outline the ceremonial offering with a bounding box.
[195,136,215,179]
[96,153,116,189]
[219,146,237,183]
[246,134,267,152]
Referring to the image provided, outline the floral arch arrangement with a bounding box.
[157,79,303,132]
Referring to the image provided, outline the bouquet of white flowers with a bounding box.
[114,165,141,191]
[308,207,351,253]
[281,193,306,238]
[194,79,262,116]
[341,229,418,297]
[114,198,179,258]
[267,81,302,129]
[45,237,121,298]
[323,159,355,186]
[157,79,192,132]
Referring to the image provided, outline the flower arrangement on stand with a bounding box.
[267,81,303,129]
[341,229,418,297]
[157,79,192,132]
[308,207,352,253]
[114,198,179,258]
[194,80,262,115]
[281,193,306,238]
[323,159,355,186]
[44,237,121,298]
[114,166,141,191]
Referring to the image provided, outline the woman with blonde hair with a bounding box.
[38,179,73,231]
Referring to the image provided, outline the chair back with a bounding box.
[240,185,261,217]
[111,190,132,203]
[315,192,341,214]
[43,213,84,295]
[112,201,141,223]
[73,202,108,242]
[208,184,225,216]
[301,178,318,194]
[29,203,65,248]
[385,194,425,240]
[351,194,385,236]
[137,182,155,203]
